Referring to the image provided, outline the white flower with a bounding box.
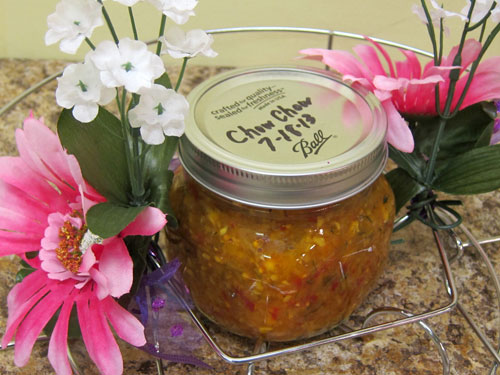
[461,0,495,23]
[89,38,165,93]
[492,4,500,22]
[160,27,217,59]
[146,0,198,24]
[412,0,467,26]
[56,57,116,123]
[111,0,142,5]
[45,0,103,54]
[128,84,189,144]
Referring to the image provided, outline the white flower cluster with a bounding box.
[46,0,216,145]
[412,0,500,26]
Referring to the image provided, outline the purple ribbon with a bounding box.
[131,258,211,369]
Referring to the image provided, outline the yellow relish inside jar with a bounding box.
[167,66,395,342]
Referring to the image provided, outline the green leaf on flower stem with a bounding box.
[385,168,426,213]
[388,145,426,181]
[57,107,131,204]
[409,102,496,163]
[143,136,179,227]
[155,72,173,89]
[86,202,147,238]
[433,144,500,195]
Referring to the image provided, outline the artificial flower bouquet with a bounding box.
[0,0,216,374]
[301,0,500,230]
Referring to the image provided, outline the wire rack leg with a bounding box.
[247,340,269,375]
[438,209,500,371]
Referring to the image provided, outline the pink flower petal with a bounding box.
[38,249,58,261]
[0,230,42,256]
[353,44,387,76]
[98,238,133,298]
[121,206,166,237]
[1,272,48,347]
[458,57,500,109]
[300,48,372,81]
[76,292,97,362]
[0,179,52,226]
[13,282,73,366]
[78,295,123,375]
[41,258,68,273]
[365,38,396,78]
[0,157,67,212]
[48,291,77,375]
[441,39,481,72]
[396,50,422,80]
[66,156,104,203]
[79,247,97,273]
[16,119,78,199]
[383,101,414,152]
[89,268,111,300]
[102,297,146,347]
[47,270,77,281]
[373,76,407,91]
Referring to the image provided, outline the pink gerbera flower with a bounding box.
[0,115,167,375]
[300,38,500,153]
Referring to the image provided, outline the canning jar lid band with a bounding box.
[179,66,388,209]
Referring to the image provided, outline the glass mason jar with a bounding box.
[167,67,395,342]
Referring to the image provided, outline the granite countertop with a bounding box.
[1,58,500,375]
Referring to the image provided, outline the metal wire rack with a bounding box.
[1,26,499,375]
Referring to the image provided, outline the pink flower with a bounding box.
[0,115,167,375]
[300,39,500,153]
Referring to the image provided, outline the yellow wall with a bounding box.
[1,0,498,66]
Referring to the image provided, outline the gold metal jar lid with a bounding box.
[179,66,388,209]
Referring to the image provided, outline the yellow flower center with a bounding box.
[56,211,87,274]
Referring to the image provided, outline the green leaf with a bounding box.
[143,136,179,226]
[119,235,152,308]
[385,168,426,213]
[86,202,147,238]
[388,145,425,180]
[433,144,500,194]
[15,259,36,283]
[15,267,35,283]
[155,72,173,89]
[57,107,131,204]
[475,121,494,148]
[409,102,496,162]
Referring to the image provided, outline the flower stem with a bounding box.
[175,57,189,92]
[128,6,139,40]
[118,89,145,204]
[131,128,146,205]
[452,22,500,115]
[85,37,96,50]
[420,0,439,65]
[466,0,497,32]
[155,14,167,56]
[97,0,119,44]
[424,117,447,184]
[438,18,444,64]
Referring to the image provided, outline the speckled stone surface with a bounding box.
[1,58,500,375]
